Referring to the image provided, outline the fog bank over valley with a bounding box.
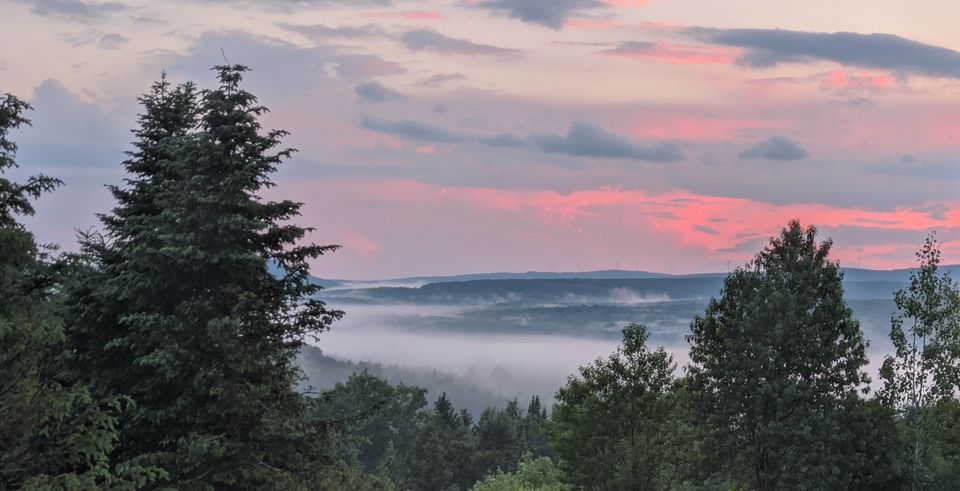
[300,267,954,411]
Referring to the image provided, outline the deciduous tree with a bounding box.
[687,220,869,490]
[880,233,960,488]
[549,323,676,490]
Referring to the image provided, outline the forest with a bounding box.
[2,67,960,490]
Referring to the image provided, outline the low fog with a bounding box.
[304,281,899,412]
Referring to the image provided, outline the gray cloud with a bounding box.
[17,0,127,22]
[188,0,403,5]
[688,27,960,78]
[166,31,335,94]
[837,97,876,108]
[360,116,465,143]
[400,29,519,57]
[477,0,607,29]
[57,29,130,49]
[478,133,526,148]
[57,30,100,46]
[17,79,128,169]
[418,73,466,88]
[739,136,809,161]
[98,32,129,49]
[601,40,655,55]
[871,155,960,181]
[281,23,387,40]
[530,121,685,162]
[165,30,405,92]
[334,54,406,80]
[693,224,720,235]
[354,81,406,102]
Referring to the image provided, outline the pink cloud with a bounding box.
[637,21,683,31]
[749,69,911,95]
[563,19,622,30]
[820,70,895,91]
[278,180,960,278]
[340,232,382,257]
[360,11,446,21]
[603,43,737,65]
[600,0,650,6]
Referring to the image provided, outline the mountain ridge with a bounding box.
[312,264,960,289]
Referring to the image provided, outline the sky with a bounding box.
[1,0,958,279]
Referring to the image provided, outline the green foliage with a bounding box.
[471,453,571,491]
[404,393,483,490]
[521,396,552,460]
[6,64,960,490]
[64,67,343,488]
[687,220,871,490]
[880,233,960,488]
[920,399,960,489]
[0,95,61,226]
[549,323,679,490]
[833,395,905,489]
[313,370,428,481]
[475,400,525,475]
[0,94,162,488]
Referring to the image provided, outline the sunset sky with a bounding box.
[2,0,958,279]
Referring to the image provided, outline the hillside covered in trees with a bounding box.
[2,68,960,490]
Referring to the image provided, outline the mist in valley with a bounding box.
[301,277,904,413]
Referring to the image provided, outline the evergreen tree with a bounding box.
[65,66,343,489]
[405,393,481,490]
[65,74,200,456]
[687,220,869,490]
[474,400,525,475]
[522,396,552,459]
[0,94,161,488]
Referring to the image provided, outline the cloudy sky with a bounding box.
[2,0,958,278]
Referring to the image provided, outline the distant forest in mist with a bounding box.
[3,67,960,491]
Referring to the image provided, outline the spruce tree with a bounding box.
[66,66,343,489]
[687,220,869,490]
[0,94,161,488]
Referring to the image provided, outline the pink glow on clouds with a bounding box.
[343,132,404,150]
[360,11,446,21]
[600,0,650,6]
[822,105,960,151]
[563,19,623,30]
[747,70,911,97]
[340,232,382,257]
[415,145,436,153]
[821,70,895,91]
[280,180,959,277]
[917,114,960,145]
[455,186,954,232]
[637,21,684,31]
[603,43,737,65]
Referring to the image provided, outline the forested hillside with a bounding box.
[2,69,960,490]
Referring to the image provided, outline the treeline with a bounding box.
[316,225,960,491]
[2,68,959,490]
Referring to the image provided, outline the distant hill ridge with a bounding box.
[313,265,960,289]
